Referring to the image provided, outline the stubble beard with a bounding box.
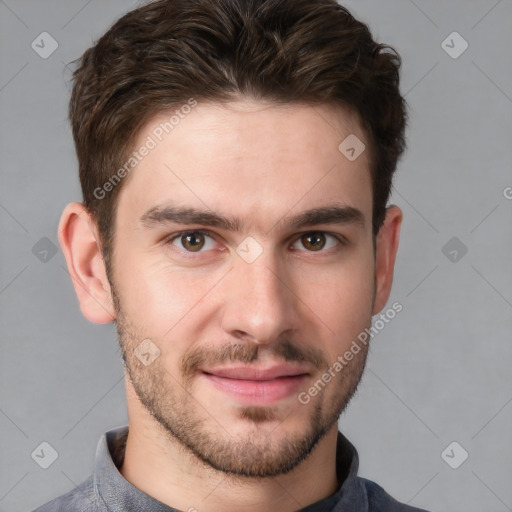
[111,283,371,479]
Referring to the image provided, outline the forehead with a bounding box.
[116,100,373,235]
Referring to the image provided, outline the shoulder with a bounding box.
[359,477,431,512]
[31,476,104,512]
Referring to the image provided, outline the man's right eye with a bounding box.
[166,230,217,253]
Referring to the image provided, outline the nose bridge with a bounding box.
[220,243,297,343]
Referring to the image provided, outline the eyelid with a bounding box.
[166,228,216,241]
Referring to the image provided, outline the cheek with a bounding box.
[293,251,375,341]
[114,250,220,333]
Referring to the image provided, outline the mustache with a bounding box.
[181,339,328,378]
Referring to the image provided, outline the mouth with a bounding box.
[199,364,310,405]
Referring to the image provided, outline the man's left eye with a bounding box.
[291,232,342,252]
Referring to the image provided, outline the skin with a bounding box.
[58,99,402,512]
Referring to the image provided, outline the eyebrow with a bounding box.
[139,203,365,232]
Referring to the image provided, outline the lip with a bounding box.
[199,364,310,405]
[201,364,311,381]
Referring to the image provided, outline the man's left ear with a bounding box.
[372,205,402,314]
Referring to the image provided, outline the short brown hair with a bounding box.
[69,0,407,278]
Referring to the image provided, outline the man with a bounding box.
[34,0,430,510]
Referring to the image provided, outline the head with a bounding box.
[59,0,407,478]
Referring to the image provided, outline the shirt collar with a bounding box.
[93,425,369,511]
[94,425,173,512]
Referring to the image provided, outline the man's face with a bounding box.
[110,100,376,477]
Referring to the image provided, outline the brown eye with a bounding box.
[301,232,326,251]
[291,231,344,253]
[180,232,206,251]
[167,230,218,254]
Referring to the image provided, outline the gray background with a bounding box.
[1,1,511,511]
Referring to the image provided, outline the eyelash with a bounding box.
[164,229,347,256]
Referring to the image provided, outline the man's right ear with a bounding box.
[58,202,116,324]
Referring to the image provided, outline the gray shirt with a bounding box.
[32,425,430,512]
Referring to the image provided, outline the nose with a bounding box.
[220,247,300,345]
